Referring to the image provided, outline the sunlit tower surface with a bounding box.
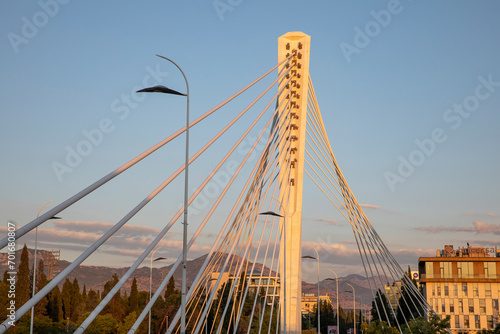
[277,31,311,334]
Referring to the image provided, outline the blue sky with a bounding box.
[1,1,499,282]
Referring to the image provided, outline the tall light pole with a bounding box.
[30,201,60,334]
[149,247,166,334]
[302,245,320,334]
[329,270,339,334]
[205,277,217,334]
[346,284,356,334]
[137,54,189,334]
[259,199,286,334]
[357,296,364,333]
[326,270,339,334]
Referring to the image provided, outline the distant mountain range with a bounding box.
[0,248,386,310]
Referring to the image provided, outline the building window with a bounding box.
[443,262,452,278]
[487,315,494,329]
[485,283,491,298]
[464,315,469,328]
[454,283,458,297]
[467,262,474,278]
[455,315,460,329]
[480,299,486,314]
[442,299,446,313]
[450,300,454,313]
[469,299,474,313]
[485,262,497,279]
[437,285,441,297]
[444,284,449,297]
[459,300,463,313]
[493,299,499,313]
[432,284,435,297]
[475,315,480,329]
[473,283,479,297]
[426,262,433,279]
[462,283,468,297]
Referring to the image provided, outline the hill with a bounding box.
[1,248,384,309]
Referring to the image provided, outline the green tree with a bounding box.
[82,284,87,306]
[85,288,100,312]
[71,277,83,321]
[102,273,125,321]
[46,285,63,322]
[118,311,138,334]
[0,280,10,320]
[396,269,425,326]
[129,277,139,314]
[34,258,49,316]
[78,312,118,334]
[401,314,450,334]
[164,276,181,329]
[361,320,399,333]
[16,244,31,309]
[371,289,396,326]
[61,277,80,321]
[166,276,176,297]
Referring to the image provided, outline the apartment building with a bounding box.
[419,245,500,333]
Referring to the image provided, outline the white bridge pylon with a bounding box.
[277,31,310,334]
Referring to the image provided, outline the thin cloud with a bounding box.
[339,203,396,214]
[301,241,435,270]
[0,221,212,260]
[52,220,162,237]
[360,204,381,209]
[460,239,499,247]
[464,212,498,217]
[414,221,500,235]
[473,221,500,235]
[314,218,344,226]
[414,226,474,234]
[391,248,435,258]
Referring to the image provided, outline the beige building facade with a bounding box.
[301,294,332,314]
[419,245,500,333]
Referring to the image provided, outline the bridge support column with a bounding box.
[277,31,310,334]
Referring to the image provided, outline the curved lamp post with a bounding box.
[137,54,189,334]
[325,273,339,334]
[30,201,61,334]
[259,196,286,334]
[205,277,218,334]
[302,246,320,334]
[357,296,364,333]
[149,247,166,334]
[346,284,356,334]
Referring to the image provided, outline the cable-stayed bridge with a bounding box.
[1,32,443,334]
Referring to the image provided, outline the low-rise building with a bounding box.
[419,244,500,333]
[301,293,332,314]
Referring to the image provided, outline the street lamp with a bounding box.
[259,197,286,334]
[137,54,189,334]
[356,296,364,334]
[30,201,61,334]
[325,273,339,334]
[149,247,166,334]
[205,277,217,334]
[345,284,356,334]
[302,245,320,334]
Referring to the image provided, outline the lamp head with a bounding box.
[259,211,283,218]
[137,85,186,96]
